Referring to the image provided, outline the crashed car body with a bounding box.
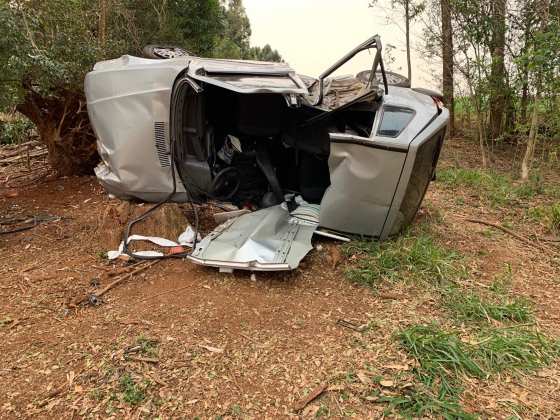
[85,36,449,271]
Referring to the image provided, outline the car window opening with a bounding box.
[172,81,380,210]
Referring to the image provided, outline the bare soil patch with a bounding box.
[1,137,559,418]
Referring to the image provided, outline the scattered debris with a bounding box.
[71,261,160,307]
[0,214,60,235]
[108,226,201,260]
[126,355,159,364]
[199,344,224,354]
[379,380,395,388]
[293,382,328,412]
[336,318,369,332]
[356,371,372,385]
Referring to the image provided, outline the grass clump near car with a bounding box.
[436,167,554,206]
[444,291,533,324]
[343,230,466,288]
[344,227,558,418]
[383,324,559,419]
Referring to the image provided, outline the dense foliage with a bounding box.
[423,0,560,178]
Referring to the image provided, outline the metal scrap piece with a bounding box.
[189,204,318,272]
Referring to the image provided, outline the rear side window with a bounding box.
[377,106,414,138]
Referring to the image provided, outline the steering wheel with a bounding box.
[209,167,241,201]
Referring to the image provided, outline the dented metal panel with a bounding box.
[189,205,317,271]
[319,141,406,237]
[187,58,309,95]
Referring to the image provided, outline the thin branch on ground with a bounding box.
[464,218,557,256]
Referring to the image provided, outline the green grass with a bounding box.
[474,328,559,373]
[135,335,158,357]
[445,292,533,323]
[380,387,476,420]
[119,373,146,405]
[385,323,559,419]
[437,168,547,206]
[343,232,466,288]
[527,202,560,233]
[398,325,486,396]
[489,264,514,294]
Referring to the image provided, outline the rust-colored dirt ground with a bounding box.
[1,138,559,418]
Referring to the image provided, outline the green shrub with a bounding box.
[527,203,560,232]
[0,118,34,144]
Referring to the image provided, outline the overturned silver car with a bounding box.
[85,36,449,271]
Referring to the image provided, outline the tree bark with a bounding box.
[98,0,108,53]
[521,102,540,180]
[488,0,507,140]
[405,0,412,84]
[521,0,550,181]
[441,0,454,137]
[16,89,98,176]
[519,2,533,127]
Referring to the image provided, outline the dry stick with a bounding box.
[536,236,560,243]
[37,365,88,408]
[94,260,160,298]
[72,261,160,307]
[464,218,557,256]
[293,382,328,412]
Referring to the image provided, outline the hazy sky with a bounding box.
[243,0,439,89]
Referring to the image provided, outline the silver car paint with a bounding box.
[188,204,317,271]
[85,55,308,201]
[85,55,187,201]
[380,109,450,239]
[318,142,406,237]
[318,86,439,238]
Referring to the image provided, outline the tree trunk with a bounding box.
[521,103,539,180]
[476,109,488,169]
[488,0,507,141]
[467,81,487,168]
[405,0,412,84]
[520,0,550,181]
[97,202,187,251]
[519,3,533,127]
[441,0,454,137]
[16,89,98,176]
[98,0,108,53]
[520,70,530,127]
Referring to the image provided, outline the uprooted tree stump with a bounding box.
[16,88,99,177]
[96,201,188,251]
